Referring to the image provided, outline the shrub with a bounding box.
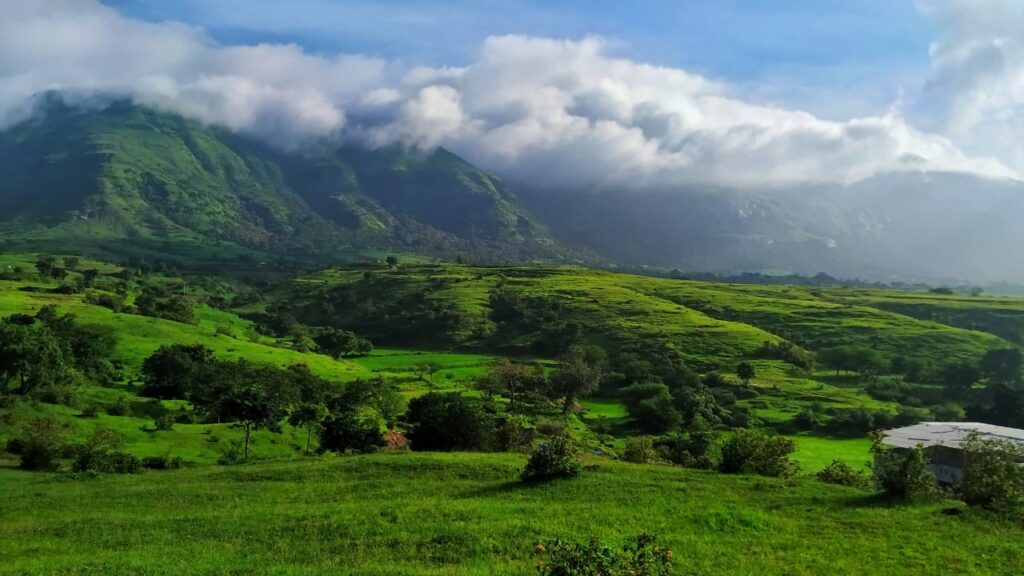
[217,441,244,465]
[522,435,582,482]
[657,431,721,469]
[958,433,1024,510]
[104,397,129,416]
[622,436,659,464]
[102,451,144,474]
[816,459,869,488]
[153,414,175,431]
[72,427,124,473]
[16,417,71,471]
[870,433,938,500]
[495,414,533,453]
[720,429,798,477]
[142,453,184,470]
[534,533,672,576]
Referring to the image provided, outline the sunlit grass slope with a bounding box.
[0,452,1019,576]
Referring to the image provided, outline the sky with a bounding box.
[2,0,1023,190]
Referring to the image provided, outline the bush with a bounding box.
[534,533,673,576]
[958,433,1024,510]
[495,414,533,452]
[816,459,870,488]
[16,417,71,471]
[622,437,659,464]
[217,441,244,465]
[719,429,798,477]
[870,433,938,500]
[72,427,141,474]
[657,431,721,469]
[522,435,582,482]
[142,453,184,470]
[318,407,383,454]
[153,414,175,431]
[404,393,493,452]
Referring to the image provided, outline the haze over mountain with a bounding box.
[2,1,1024,282]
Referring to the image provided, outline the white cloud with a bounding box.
[0,0,1017,188]
[915,0,1024,172]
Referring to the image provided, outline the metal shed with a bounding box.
[880,422,1024,485]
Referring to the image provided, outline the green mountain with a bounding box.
[0,98,564,264]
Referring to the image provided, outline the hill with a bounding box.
[0,97,564,266]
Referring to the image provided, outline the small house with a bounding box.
[879,422,1024,485]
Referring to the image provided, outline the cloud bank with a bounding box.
[0,0,1017,189]
[917,0,1024,172]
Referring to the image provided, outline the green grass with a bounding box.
[1,452,1018,575]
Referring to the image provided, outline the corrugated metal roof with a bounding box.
[881,422,1024,449]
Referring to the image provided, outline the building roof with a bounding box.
[881,422,1024,450]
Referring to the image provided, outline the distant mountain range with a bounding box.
[2,96,1023,283]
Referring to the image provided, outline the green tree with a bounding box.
[551,344,605,414]
[980,348,1023,384]
[217,377,290,462]
[483,358,534,405]
[415,361,443,390]
[15,417,71,471]
[404,392,492,451]
[941,361,981,394]
[288,402,328,454]
[736,361,756,385]
[958,433,1024,510]
[385,256,399,268]
[141,345,216,399]
[34,256,55,278]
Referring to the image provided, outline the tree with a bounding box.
[870,431,937,500]
[63,256,80,270]
[369,384,407,428]
[736,362,755,385]
[980,348,1023,384]
[551,345,605,413]
[404,392,493,451]
[314,328,373,358]
[318,402,382,454]
[719,429,798,477]
[34,256,56,278]
[81,269,100,288]
[415,361,443,390]
[385,256,399,268]
[0,321,70,394]
[14,417,71,471]
[483,358,534,405]
[941,361,981,394]
[958,433,1024,509]
[288,402,328,454]
[216,376,290,462]
[141,345,216,399]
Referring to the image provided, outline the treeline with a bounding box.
[0,306,117,398]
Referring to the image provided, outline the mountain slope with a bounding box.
[519,173,1024,283]
[0,98,564,264]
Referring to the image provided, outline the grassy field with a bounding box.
[1,452,1019,576]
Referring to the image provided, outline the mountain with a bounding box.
[0,97,565,264]
[520,172,1024,284]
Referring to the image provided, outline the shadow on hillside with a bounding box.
[839,492,901,509]
[459,479,550,498]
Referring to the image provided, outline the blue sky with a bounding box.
[104,0,933,117]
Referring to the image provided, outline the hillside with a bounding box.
[271,264,1007,368]
[2,452,1020,576]
[0,98,564,265]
